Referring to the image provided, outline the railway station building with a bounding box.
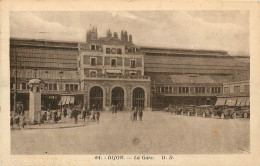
[10,28,250,111]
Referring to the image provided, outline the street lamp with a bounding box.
[59,70,64,113]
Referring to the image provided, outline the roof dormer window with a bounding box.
[106,48,111,54]
[91,44,96,50]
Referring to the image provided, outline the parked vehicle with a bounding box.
[175,106,183,115]
[211,105,234,119]
[195,105,213,118]
[164,104,174,112]
[229,106,250,119]
[182,105,197,116]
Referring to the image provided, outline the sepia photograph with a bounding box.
[8,10,251,155]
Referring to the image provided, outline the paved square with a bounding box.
[11,111,250,154]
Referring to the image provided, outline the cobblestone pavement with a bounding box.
[11,111,250,154]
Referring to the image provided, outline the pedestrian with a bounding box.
[63,106,67,118]
[53,109,58,123]
[19,113,25,128]
[82,107,87,122]
[115,104,119,113]
[73,107,79,124]
[10,113,14,130]
[14,113,20,130]
[41,112,47,123]
[91,109,95,121]
[95,111,100,124]
[139,108,143,121]
[112,105,115,114]
[134,107,137,121]
[58,109,62,121]
[47,109,51,122]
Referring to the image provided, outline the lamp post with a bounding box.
[59,70,64,113]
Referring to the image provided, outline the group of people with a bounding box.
[131,107,144,122]
[81,104,101,124]
[10,106,25,130]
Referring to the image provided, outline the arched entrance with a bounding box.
[90,86,103,108]
[111,87,124,110]
[133,87,145,108]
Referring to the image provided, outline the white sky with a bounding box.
[10,11,249,56]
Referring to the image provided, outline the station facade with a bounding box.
[10,28,250,111]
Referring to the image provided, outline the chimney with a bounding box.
[114,32,118,39]
[124,31,128,41]
[121,30,124,41]
[129,34,132,42]
[107,29,112,38]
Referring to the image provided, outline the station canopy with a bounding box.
[215,98,227,106]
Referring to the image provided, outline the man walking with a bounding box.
[95,111,100,124]
[82,107,87,122]
[73,107,79,124]
[139,108,143,121]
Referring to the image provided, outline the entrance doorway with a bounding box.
[133,87,145,108]
[111,87,124,110]
[90,86,103,108]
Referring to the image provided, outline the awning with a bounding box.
[106,69,122,74]
[245,98,250,106]
[65,96,70,105]
[215,98,226,106]
[69,96,75,104]
[226,98,237,106]
[59,96,75,105]
[236,98,242,106]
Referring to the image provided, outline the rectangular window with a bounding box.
[111,58,117,67]
[22,83,26,90]
[89,70,97,76]
[59,84,63,91]
[156,87,160,93]
[65,84,69,91]
[11,83,14,89]
[234,85,240,93]
[49,84,52,90]
[53,84,57,90]
[161,87,165,93]
[186,87,189,93]
[169,87,172,93]
[91,45,96,50]
[195,87,205,94]
[244,85,249,92]
[224,87,230,94]
[106,48,111,54]
[165,87,168,93]
[90,57,97,66]
[70,84,74,91]
[173,87,178,93]
[117,48,122,54]
[44,83,48,90]
[74,84,78,91]
[130,59,136,68]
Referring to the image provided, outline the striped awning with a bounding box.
[215,98,226,106]
[59,96,75,105]
[226,98,237,106]
[245,98,250,106]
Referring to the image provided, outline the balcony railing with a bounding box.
[84,74,150,80]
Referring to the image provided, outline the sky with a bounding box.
[10,11,249,56]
